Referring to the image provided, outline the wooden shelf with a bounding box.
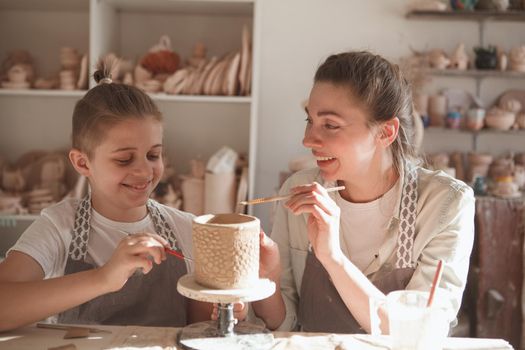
[424,68,525,79]
[0,89,86,98]
[406,9,525,22]
[0,0,88,12]
[150,93,251,103]
[425,126,525,135]
[105,0,253,15]
[0,89,251,103]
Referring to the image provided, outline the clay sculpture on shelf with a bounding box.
[449,43,469,70]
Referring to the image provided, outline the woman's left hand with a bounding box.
[284,182,343,265]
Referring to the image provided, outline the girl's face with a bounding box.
[86,117,164,221]
[303,82,381,182]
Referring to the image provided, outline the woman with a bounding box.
[252,51,475,334]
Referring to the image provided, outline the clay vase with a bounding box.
[204,172,236,214]
[475,50,498,70]
[468,152,493,181]
[181,177,204,215]
[509,46,525,72]
[428,94,447,127]
[192,213,260,289]
[515,152,525,166]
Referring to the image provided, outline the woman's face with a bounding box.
[86,116,164,221]
[303,82,381,182]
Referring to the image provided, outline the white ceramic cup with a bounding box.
[370,290,450,350]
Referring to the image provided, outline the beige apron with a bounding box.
[298,162,419,333]
[58,194,188,327]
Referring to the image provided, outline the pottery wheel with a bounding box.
[177,274,276,350]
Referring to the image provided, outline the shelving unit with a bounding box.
[407,10,525,46]
[0,0,261,241]
[408,10,525,346]
[406,9,525,155]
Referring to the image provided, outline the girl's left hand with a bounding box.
[284,182,343,265]
[211,302,247,322]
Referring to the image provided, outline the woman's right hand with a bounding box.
[97,232,168,292]
[259,230,281,282]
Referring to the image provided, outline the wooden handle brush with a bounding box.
[240,185,345,206]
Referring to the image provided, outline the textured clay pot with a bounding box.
[193,213,260,289]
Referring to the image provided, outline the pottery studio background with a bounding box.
[0,0,525,344]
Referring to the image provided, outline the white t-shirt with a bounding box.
[8,198,195,278]
[336,179,401,272]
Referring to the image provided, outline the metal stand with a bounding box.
[176,274,276,350]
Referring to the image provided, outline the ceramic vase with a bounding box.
[204,172,236,214]
[428,94,447,127]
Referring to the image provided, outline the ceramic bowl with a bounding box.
[485,108,516,130]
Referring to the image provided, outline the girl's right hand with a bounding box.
[97,232,168,292]
[259,230,281,282]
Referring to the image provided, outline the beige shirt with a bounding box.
[271,166,475,331]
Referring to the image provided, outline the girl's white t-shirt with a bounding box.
[335,179,401,272]
[8,198,195,278]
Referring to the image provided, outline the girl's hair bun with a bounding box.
[93,57,118,85]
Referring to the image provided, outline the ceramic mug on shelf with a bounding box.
[466,108,486,131]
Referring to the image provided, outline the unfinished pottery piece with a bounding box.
[516,112,525,129]
[2,167,25,192]
[204,171,236,214]
[164,68,188,95]
[491,177,520,199]
[239,25,251,95]
[498,52,508,71]
[485,107,516,130]
[466,108,485,131]
[7,64,28,83]
[60,47,80,70]
[192,213,260,289]
[498,90,525,114]
[450,43,469,70]
[77,54,88,90]
[428,49,450,70]
[181,176,204,216]
[134,65,153,86]
[499,98,522,113]
[509,46,525,72]
[187,42,207,68]
[428,94,447,127]
[224,51,241,96]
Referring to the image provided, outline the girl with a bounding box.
[0,60,210,330]
[252,51,475,334]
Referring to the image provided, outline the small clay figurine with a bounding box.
[449,43,469,70]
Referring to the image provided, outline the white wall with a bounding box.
[253,0,525,230]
